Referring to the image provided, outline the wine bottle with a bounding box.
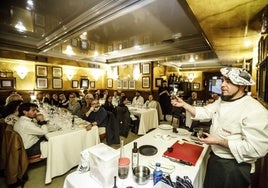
[131,142,139,169]
[120,139,124,158]
[112,176,117,188]
[71,115,75,129]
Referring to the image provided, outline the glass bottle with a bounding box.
[153,162,163,185]
[131,142,139,169]
[120,139,124,158]
[118,139,130,179]
[71,115,75,129]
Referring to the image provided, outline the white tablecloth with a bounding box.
[45,126,100,184]
[64,128,210,188]
[129,107,158,135]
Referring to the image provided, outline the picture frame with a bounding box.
[117,80,122,89]
[108,45,113,52]
[52,66,62,77]
[155,78,163,87]
[36,65,48,77]
[129,80,135,89]
[80,78,89,88]
[71,38,78,47]
[142,63,150,74]
[107,78,113,88]
[80,40,88,50]
[36,78,48,89]
[193,82,200,90]
[142,76,150,88]
[53,78,62,89]
[90,81,95,88]
[0,78,15,89]
[122,80,128,89]
[90,42,95,50]
[72,80,79,88]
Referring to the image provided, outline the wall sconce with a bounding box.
[188,73,195,82]
[91,68,104,80]
[65,69,74,80]
[64,45,75,55]
[133,64,140,80]
[16,66,28,79]
[112,66,119,80]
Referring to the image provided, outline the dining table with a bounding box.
[38,104,100,184]
[63,125,210,188]
[128,105,159,135]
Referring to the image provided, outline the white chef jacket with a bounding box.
[194,95,268,168]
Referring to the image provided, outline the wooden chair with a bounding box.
[28,154,44,164]
[170,106,185,128]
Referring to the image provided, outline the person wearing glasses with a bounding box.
[171,67,268,188]
[67,93,81,116]
[82,99,108,135]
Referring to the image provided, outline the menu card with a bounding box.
[163,141,204,166]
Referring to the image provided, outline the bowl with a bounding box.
[133,166,151,185]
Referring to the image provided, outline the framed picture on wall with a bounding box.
[90,81,95,88]
[52,66,62,77]
[142,63,150,74]
[129,80,135,89]
[36,65,48,77]
[53,78,62,89]
[117,80,122,89]
[80,78,89,88]
[155,78,163,87]
[0,78,15,89]
[193,82,200,90]
[36,78,48,88]
[107,78,113,88]
[72,80,79,88]
[122,80,128,89]
[142,76,150,88]
[80,40,88,50]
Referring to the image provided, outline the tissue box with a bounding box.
[88,143,119,188]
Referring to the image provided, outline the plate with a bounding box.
[139,145,158,156]
[158,124,173,130]
[177,128,190,136]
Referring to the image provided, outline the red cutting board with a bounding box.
[163,141,204,166]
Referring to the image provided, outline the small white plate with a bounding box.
[158,124,173,130]
[177,128,190,135]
